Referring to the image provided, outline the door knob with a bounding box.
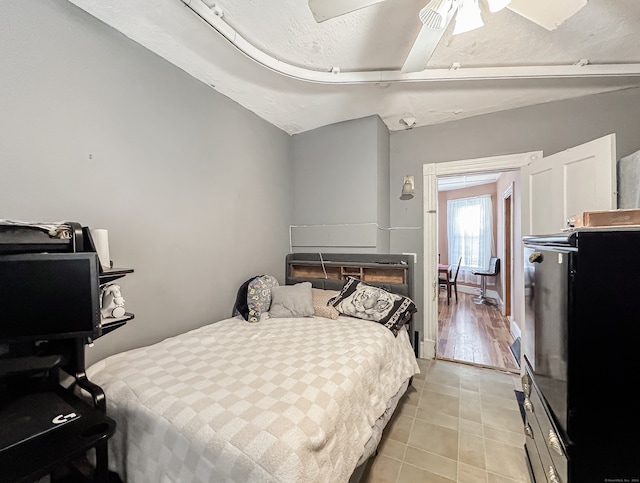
[529,252,544,263]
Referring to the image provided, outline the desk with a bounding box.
[438,263,455,304]
[438,263,451,279]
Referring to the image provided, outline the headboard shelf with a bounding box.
[285,253,418,356]
[289,264,342,281]
[288,261,406,285]
[286,253,413,297]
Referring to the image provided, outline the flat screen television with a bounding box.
[0,252,100,342]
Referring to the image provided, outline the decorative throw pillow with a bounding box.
[269,282,314,318]
[311,288,340,320]
[329,277,416,336]
[233,275,263,321]
[247,275,279,323]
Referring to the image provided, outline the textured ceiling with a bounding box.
[68,0,640,134]
[216,0,640,71]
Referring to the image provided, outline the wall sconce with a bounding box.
[401,175,415,200]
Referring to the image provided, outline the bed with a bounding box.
[86,253,420,483]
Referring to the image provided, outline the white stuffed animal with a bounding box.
[101,283,126,318]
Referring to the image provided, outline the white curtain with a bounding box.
[447,194,493,284]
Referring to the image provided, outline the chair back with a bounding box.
[452,257,462,282]
[488,257,500,275]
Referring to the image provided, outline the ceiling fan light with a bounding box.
[453,0,484,34]
[486,0,512,13]
[419,0,453,30]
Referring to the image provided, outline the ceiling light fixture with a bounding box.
[486,0,512,13]
[420,0,454,30]
[453,0,484,35]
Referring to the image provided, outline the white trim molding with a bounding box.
[421,151,542,359]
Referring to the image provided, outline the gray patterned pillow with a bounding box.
[330,277,416,335]
[247,275,279,323]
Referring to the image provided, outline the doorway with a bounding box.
[435,173,519,372]
[421,151,543,365]
[422,134,617,372]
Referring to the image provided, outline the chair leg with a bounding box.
[473,276,487,305]
[483,276,498,306]
[454,283,458,303]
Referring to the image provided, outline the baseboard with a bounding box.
[510,319,521,340]
[509,337,522,368]
[420,339,435,359]
[457,285,477,295]
[457,285,502,308]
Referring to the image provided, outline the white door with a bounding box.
[521,133,617,236]
[519,133,616,368]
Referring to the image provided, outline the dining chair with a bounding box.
[439,257,462,305]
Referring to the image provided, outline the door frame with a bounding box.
[502,183,513,320]
[421,151,542,359]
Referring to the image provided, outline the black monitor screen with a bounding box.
[0,252,100,341]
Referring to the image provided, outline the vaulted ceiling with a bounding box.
[69,0,640,134]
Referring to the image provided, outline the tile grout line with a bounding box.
[394,364,423,483]
[456,369,462,483]
[479,377,489,483]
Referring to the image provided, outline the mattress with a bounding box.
[87,315,420,483]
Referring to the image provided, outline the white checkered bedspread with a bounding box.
[87,315,420,483]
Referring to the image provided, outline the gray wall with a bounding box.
[290,115,390,253]
[390,87,640,345]
[1,0,292,365]
[4,1,640,365]
[376,116,391,253]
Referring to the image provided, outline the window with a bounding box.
[447,194,493,271]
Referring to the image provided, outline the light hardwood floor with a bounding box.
[437,291,519,373]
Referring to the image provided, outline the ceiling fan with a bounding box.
[308,0,588,73]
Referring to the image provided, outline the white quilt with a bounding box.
[87,315,420,483]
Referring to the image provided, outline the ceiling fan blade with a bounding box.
[401,24,446,73]
[507,0,587,31]
[401,0,460,73]
[308,0,386,22]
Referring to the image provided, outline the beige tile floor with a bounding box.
[361,358,531,483]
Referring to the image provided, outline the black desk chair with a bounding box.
[472,257,500,306]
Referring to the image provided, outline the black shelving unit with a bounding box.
[99,267,134,285]
[0,221,134,482]
[98,267,135,339]
[0,383,116,483]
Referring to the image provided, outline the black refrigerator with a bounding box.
[522,227,640,483]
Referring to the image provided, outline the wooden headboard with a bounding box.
[285,253,418,355]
